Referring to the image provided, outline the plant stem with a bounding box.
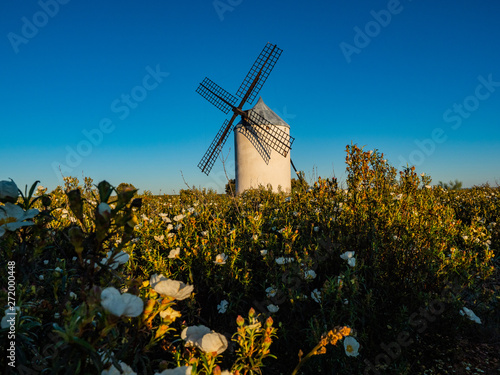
[290,343,322,375]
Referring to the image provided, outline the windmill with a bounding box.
[196,42,295,193]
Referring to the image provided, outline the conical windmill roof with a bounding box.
[236,97,289,128]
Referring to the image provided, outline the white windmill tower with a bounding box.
[195,43,294,193]
[234,97,291,193]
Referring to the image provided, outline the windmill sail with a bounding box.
[196,77,238,114]
[236,97,295,164]
[245,109,294,157]
[195,43,291,176]
[236,43,283,105]
[198,118,234,175]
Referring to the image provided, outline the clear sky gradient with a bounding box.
[1,0,499,194]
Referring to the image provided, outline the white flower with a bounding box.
[0,180,19,202]
[154,234,164,242]
[0,202,39,237]
[101,287,144,317]
[198,332,228,354]
[266,286,277,298]
[175,224,182,231]
[159,307,182,321]
[69,292,77,300]
[344,336,360,357]
[217,300,229,314]
[214,253,228,265]
[394,194,403,200]
[43,260,49,265]
[260,249,268,256]
[252,234,258,241]
[98,203,112,217]
[150,274,194,300]
[155,366,192,375]
[275,257,294,265]
[54,312,60,319]
[39,275,44,280]
[340,251,355,260]
[311,289,321,303]
[54,267,62,273]
[181,325,228,354]
[168,248,181,259]
[181,325,211,346]
[313,226,319,232]
[285,197,291,202]
[303,269,317,280]
[101,361,137,375]
[340,251,356,267]
[101,250,129,270]
[173,214,185,222]
[460,307,482,324]
[201,230,208,236]
[159,213,171,223]
[267,304,279,313]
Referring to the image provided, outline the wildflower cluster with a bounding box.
[232,308,278,374]
[1,144,498,374]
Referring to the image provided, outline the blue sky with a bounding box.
[1,0,499,194]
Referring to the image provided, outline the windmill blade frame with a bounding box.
[198,118,235,175]
[196,42,290,176]
[196,77,238,114]
[244,109,295,157]
[235,43,283,105]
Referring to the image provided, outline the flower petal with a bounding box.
[181,325,211,347]
[101,287,126,317]
[198,332,228,355]
[121,293,144,317]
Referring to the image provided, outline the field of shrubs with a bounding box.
[1,144,499,374]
